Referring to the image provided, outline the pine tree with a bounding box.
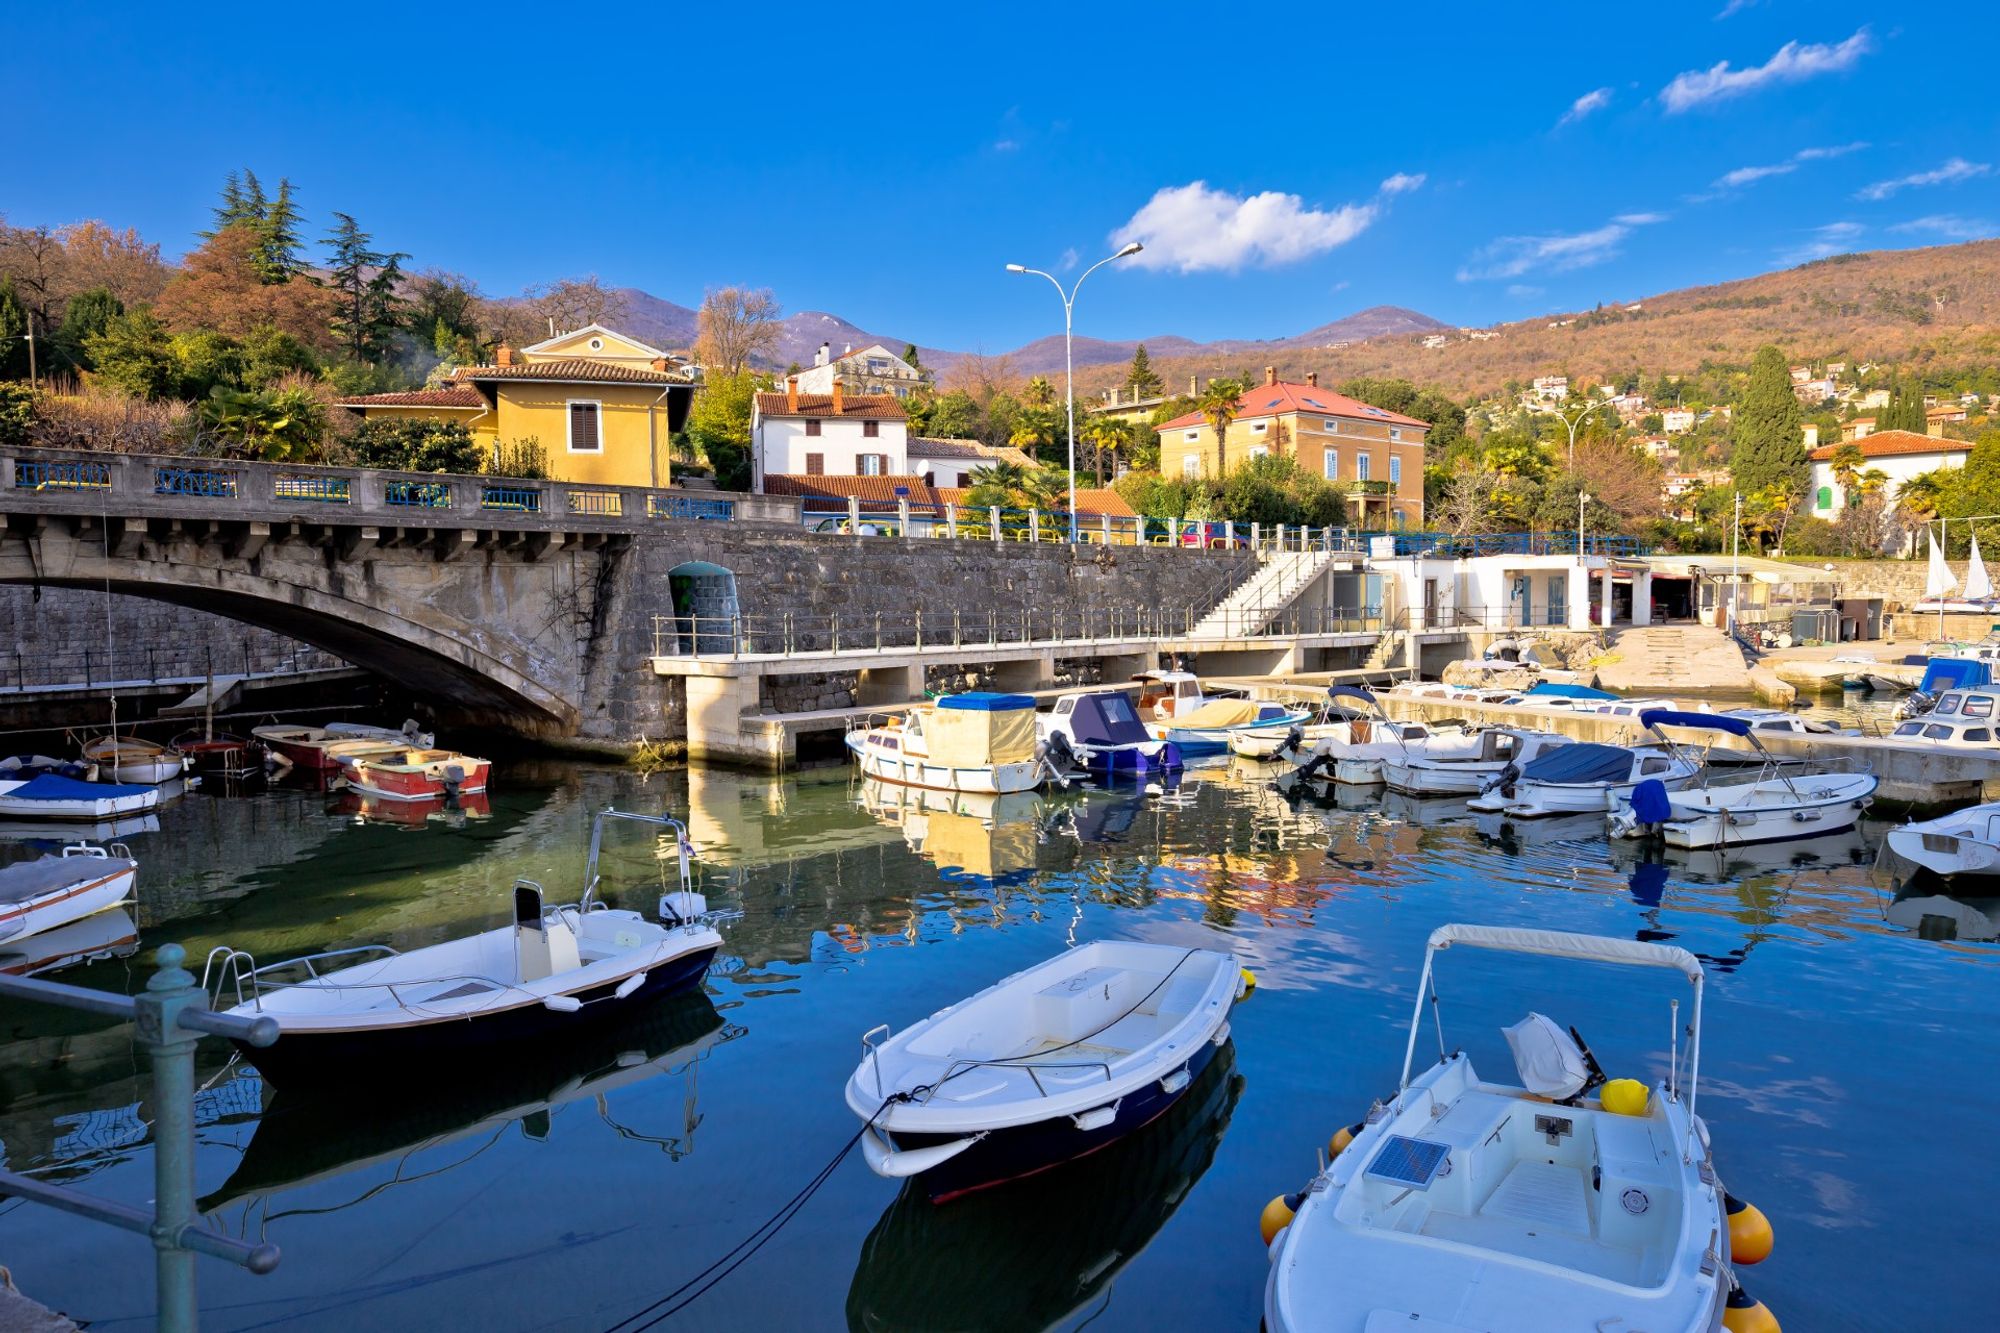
[323,213,408,363]
[1879,385,1926,434]
[1730,345,1807,496]
[0,278,27,380]
[241,171,268,223]
[259,178,306,283]
[202,171,255,239]
[1127,343,1163,397]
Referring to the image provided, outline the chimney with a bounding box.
[650,356,670,372]
[496,344,516,367]
[1189,374,1199,395]
[815,341,830,367]
[1264,366,1277,386]
[831,377,844,415]
[1305,371,1318,388]
[786,375,799,413]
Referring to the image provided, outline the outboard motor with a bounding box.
[442,762,467,801]
[1480,761,1521,799]
[1041,731,1078,773]
[1277,722,1306,758]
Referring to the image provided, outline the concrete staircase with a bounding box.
[1593,625,1749,693]
[1189,550,1338,638]
[1363,627,1403,671]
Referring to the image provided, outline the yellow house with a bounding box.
[1156,368,1430,528]
[336,324,697,488]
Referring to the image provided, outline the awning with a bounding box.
[1428,923,1703,984]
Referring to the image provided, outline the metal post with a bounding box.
[848,495,861,534]
[84,648,92,688]
[946,503,959,540]
[134,945,203,1332]
[1030,509,1041,544]
[898,497,910,539]
[1101,513,1111,546]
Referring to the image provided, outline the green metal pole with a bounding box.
[134,944,203,1333]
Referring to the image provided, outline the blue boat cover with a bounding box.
[1520,742,1633,784]
[1326,685,1377,705]
[1067,693,1152,746]
[5,774,153,801]
[1641,708,1750,737]
[1524,682,1619,700]
[935,692,1036,712]
[1919,658,1992,693]
[1629,778,1675,824]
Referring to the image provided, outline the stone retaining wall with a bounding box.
[0,586,312,686]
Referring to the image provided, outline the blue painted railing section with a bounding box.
[154,466,239,498]
[15,459,111,490]
[273,475,351,504]
[479,484,542,513]
[385,480,452,508]
[648,494,736,521]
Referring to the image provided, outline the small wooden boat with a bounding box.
[0,906,139,977]
[1609,710,1878,848]
[1038,691,1183,776]
[847,693,1051,795]
[846,939,1244,1202]
[250,722,424,772]
[171,729,266,777]
[337,748,492,802]
[1886,802,2000,882]
[81,735,187,784]
[1382,727,1571,796]
[0,844,138,946]
[0,774,160,822]
[1467,741,1699,818]
[208,809,728,1086]
[1262,924,1777,1333]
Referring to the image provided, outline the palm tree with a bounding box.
[1082,415,1133,485]
[964,461,1027,511]
[1897,468,1947,524]
[1021,465,1071,514]
[1194,377,1246,479]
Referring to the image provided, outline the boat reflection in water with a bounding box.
[0,907,139,977]
[331,788,492,829]
[0,812,161,846]
[1885,890,2000,941]
[845,1041,1241,1333]
[855,780,1052,890]
[1610,826,1872,884]
[200,992,738,1218]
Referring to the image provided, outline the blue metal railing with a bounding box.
[273,475,351,504]
[1348,530,1649,558]
[649,494,735,521]
[480,484,542,513]
[384,479,452,508]
[569,489,623,517]
[15,459,111,490]
[154,466,239,498]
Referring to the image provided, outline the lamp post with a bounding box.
[1578,489,1592,556]
[1005,243,1143,544]
[1730,490,1742,636]
[1558,397,1612,469]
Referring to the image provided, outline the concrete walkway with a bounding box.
[1592,624,1749,693]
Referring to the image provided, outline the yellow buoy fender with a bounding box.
[1726,1193,1775,1265]
[1238,967,1257,997]
[1259,1193,1300,1247]
[1599,1078,1649,1117]
[1722,1279,1780,1333]
[1327,1122,1364,1158]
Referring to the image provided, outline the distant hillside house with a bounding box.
[1841,417,1876,442]
[1808,430,1971,515]
[1154,368,1429,528]
[791,342,929,399]
[1531,375,1569,401]
[1661,407,1695,434]
[907,438,1034,488]
[1927,404,1969,431]
[335,324,695,488]
[751,379,910,491]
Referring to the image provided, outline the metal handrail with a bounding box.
[931,1054,1115,1101]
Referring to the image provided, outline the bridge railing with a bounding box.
[650,603,1393,658]
[0,638,349,691]
[0,447,803,528]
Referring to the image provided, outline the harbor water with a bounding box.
[0,753,1990,1331]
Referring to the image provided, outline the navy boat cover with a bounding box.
[5,774,154,801]
[1640,709,1750,737]
[1519,742,1634,784]
[1523,682,1619,701]
[935,692,1036,712]
[1067,693,1152,746]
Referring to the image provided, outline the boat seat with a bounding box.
[1479,1159,1592,1236]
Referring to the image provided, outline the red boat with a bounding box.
[251,725,407,773]
[337,749,491,802]
[172,730,267,777]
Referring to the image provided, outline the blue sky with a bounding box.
[8,2,1996,352]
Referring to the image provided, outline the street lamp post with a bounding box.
[1730,490,1742,636]
[1005,243,1143,544]
[1558,397,1612,469]
[1578,489,1592,556]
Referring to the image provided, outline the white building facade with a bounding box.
[1807,429,1970,515]
[792,342,929,398]
[751,382,909,489]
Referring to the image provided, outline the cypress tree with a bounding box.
[1127,343,1163,397]
[1879,385,1926,434]
[1730,345,1807,496]
[260,179,307,283]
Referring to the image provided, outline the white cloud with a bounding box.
[1795,142,1869,161]
[1857,157,1992,201]
[1058,247,1079,272]
[1506,284,1545,299]
[1558,88,1612,127]
[992,138,1019,153]
[1457,214,1664,282]
[1715,0,1756,16]
[1110,177,1415,273]
[1661,28,1874,112]
[1716,162,1797,188]
[1890,214,1999,242]
[1780,221,1864,265]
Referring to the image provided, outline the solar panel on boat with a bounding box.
[1366,1135,1451,1190]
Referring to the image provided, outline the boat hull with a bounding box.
[230,943,718,1088]
[1383,761,1501,795]
[847,736,1042,794]
[0,864,135,945]
[0,787,160,822]
[1887,827,2000,878]
[1080,742,1183,776]
[885,1035,1224,1204]
[1157,717,1300,758]
[1474,773,1696,817]
[342,758,491,801]
[1645,785,1877,849]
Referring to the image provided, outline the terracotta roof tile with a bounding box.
[1157,381,1430,432]
[1809,429,1971,460]
[932,486,1136,518]
[455,359,692,385]
[763,474,938,508]
[754,391,907,420]
[335,387,486,409]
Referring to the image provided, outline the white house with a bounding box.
[906,437,1033,488]
[1531,375,1569,401]
[1661,407,1695,434]
[792,342,928,399]
[751,379,909,490]
[1807,429,1972,516]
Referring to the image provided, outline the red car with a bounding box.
[1178,521,1244,549]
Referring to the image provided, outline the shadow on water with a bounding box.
[845,1040,1242,1333]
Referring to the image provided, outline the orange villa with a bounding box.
[1155,368,1429,527]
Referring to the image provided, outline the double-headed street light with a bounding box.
[1005,242,1143,544]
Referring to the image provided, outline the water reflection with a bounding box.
[845,1042,1242,1333]
[1884,891,2000,941]
[0,908,138,977]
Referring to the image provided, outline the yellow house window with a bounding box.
[567,401,602,453]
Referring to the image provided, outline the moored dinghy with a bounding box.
[0,774,160,823]
[1885,802,2000,883]
[846,939,1244,1201]
[1262,924,1779,1333]
[81,735,188,785]
[0,844,138,946]
[1147,698,1306,757]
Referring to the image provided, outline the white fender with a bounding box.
[613,971,647,1000]
[1159,1067,1191,1095]
[542,994,582,1013]
[860,1125,985,1179]
[1212,1020,1232,1047]
[1071,1101,1121,1131]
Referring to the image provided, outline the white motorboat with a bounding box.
[1039,691,1184,776]
[1885,803,2000,881]
[207,809,729,1086]
[81,735,188,785]
[0,774,160,822]
[1285,686,1475,785]
[1608,709,1878,849]
[847,693,1053,794]
[1705,708,1851,764]
[0,844,137,946]
[1147,699,1308,758]
[1467,741,1699,818]
[1262,923,1779,1333]
[846,939,1244,1202]
[1131,669,1210,721]
[1382,727,1572,796]
[1885,686,2000,749]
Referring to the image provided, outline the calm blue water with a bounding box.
[0,756,1989,1331]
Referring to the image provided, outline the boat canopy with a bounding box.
[928,694,1037,765]
[1171,699,1266,730]
[4,774,155,801]
[1326,685,1377,706]
[1523,682,1619,701]
[1518,742,1633,784]
[1428,923,1704,984]
[1067,692,1151,746]
[1641,709,1750,737]
[1919,657,1992,693]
